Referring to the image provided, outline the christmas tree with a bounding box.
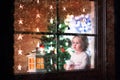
[39,18,71,72]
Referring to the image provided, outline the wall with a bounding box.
[106,0,115,79]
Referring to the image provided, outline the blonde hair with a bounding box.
[72,35,89,51]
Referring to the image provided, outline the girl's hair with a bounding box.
[72,35,89,51]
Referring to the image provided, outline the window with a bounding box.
[14,0,106,79]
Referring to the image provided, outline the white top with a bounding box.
[69,52,89,70]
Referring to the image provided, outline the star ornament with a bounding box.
[36,27,40,32]
[36,14,40,18]
[17,34,23,40]
[50,18,54,24]
[50,5,53,10]
[18,19,23,24]
[49,45,54,51]
[63,7,66,11]
[19,4,24,9]
[17,64,22,70]
[18,49,23,55]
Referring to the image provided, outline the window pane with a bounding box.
[58,35,95,71]
[58,0,95,34]
[14,34,57,73]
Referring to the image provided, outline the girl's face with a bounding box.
[72,37,83,52]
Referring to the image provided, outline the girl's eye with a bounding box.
[72,42,80,44]
[76,42,80,44]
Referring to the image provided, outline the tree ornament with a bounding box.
[60,47,65,53]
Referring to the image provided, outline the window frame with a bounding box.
[14,0,107,80]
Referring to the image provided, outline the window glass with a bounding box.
[14,0,96,74]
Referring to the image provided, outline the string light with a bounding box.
[17,64,22,70]
[18,19,23,25]
[50,5,53,10]
[19,4,24,9]
[50,17,54,24]
[18,49,23,55]
[36,13,41,18]
[35,27,40,32]
[36,0,39,4]
[63,6,66,11]
[49,45,54,51]
[82,8,86,12]
[17,34,23,40]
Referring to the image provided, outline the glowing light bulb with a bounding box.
[50,18,54,24]
[18,19,23,24]
[36,27,39,32]
[18,49,23,55]
[83,8,86,12]
[63,7,66,11]
[50,5,53,10]
[37,0,39,4]
[36,14,40,18]
[19,4,23,9]
[17,34,23,40]
[17,64,22,70]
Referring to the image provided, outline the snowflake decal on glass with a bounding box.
[64,14,94,34]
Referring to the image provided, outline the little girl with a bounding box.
[64,35,90,70]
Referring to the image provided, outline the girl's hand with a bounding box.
[64,64,74,70]
[63,64,67,70]
[69,64,74,70]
